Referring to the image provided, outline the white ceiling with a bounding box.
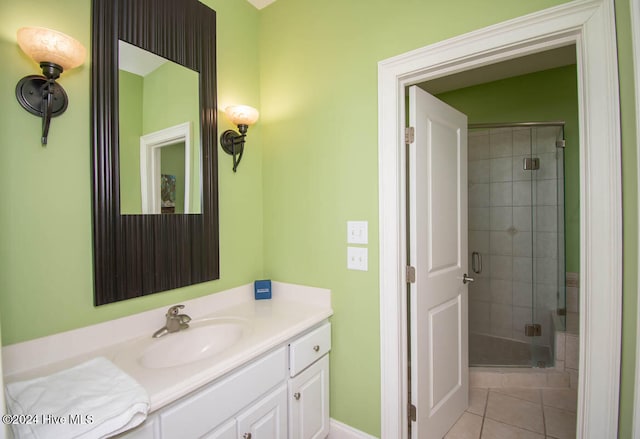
[419,45,577,95]
[246,0,276,9]
[119,40,167,77]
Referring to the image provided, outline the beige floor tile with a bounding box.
[480,418,545,439]
[542,388,577,413]
[501,371,547,388]
[546,371,570,388]
[544,405,577,439]
[485,392,544,434]
[445,412,483,439]
[470,370,503,388]
[491,387,541,404]
[467,388,488,416]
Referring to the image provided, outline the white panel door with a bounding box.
[203,418,236,439]
[288,355,330,439]
[408,85,469,439]
[237,385,288,439]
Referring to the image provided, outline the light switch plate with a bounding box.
[347,221,368,244]
[347,247,368,271]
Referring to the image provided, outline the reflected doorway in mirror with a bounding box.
[139,122,195,214]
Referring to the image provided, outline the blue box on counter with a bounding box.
[254,279,272,300]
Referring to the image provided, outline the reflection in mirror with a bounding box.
[118,40,201,214]
[139,122,193,214]
[160,144,184,214]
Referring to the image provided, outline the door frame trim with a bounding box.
[377,1,621,438]
[631,0,640,436]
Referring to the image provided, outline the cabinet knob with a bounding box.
[243,434,252,439]
[294,392,301,400]
[313,345,320,352]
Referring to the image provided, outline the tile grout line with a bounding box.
[484,389,549,437]
[540,388,548,438]
[478,388,490,439]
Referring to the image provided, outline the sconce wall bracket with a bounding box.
[15,75,68,118]
[220,124,248,172]
[15,62,69,145]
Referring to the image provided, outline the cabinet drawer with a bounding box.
[289,323,331,377]
[160,347,287,438]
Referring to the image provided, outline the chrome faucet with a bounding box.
[152,304,192,338]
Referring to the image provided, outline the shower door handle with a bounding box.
[472,251,482,274]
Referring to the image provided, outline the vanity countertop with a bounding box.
[3,282,332,412]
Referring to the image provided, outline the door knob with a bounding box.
[294,392,301,400]
[463,273,475,284]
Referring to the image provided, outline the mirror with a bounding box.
[118,41,201,214]
[92,0,219,305]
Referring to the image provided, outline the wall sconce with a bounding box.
[219,105,259,172]
[15,27,86,145]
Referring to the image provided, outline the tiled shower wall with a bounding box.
[468,126,563,349]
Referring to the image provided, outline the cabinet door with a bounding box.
[203,418,236,439]
[288,355,329,439]
[237,385,288,439]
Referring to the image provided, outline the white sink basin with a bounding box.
[138,318,249,369]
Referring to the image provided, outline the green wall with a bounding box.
[615,0,638,437]
[1,0,638,437]
[436,65,580,274]
[0,0,263,343]
[118,69,144,214]
[258,0,578,435]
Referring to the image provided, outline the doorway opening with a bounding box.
[379,2,621,438]
[418,49,578,370]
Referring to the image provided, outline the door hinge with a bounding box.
[525,323,542,337]
[405,126,415,144]
[409,403,417,422]
[406,266,416,283]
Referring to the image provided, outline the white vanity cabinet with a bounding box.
[287,323,331,439]
[117,321,331,439]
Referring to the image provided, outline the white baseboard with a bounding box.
[329,419,379,439]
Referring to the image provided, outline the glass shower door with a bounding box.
[530,125,565,368]
[468,124,565,368]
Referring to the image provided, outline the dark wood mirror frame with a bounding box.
[91,0,219,306]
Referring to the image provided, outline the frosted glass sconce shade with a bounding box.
[15,27,86,145]
[17,27,86,71]
[220,105,259,172]
[224,105,259,126]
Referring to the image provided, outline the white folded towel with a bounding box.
[5,357,149,439]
